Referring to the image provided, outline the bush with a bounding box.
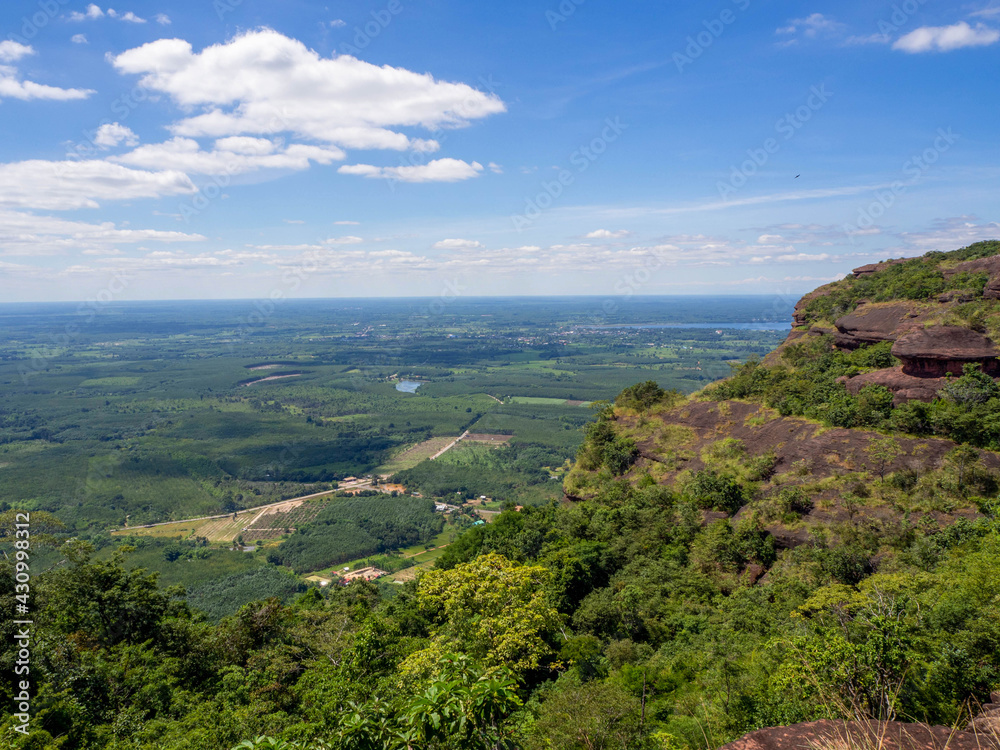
[685,470,748,514]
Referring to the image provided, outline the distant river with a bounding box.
[396,381,423,393]
[585,322,791,331]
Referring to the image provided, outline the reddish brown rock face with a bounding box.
[833,304,921,349]
[841,366,946,404]
[892,326,1000,377]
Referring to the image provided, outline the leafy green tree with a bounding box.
[865,437,902,481]
[402,553,560,678]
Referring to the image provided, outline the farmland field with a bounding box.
[0,295,787,600]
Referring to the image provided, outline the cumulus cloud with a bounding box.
[584,229,631,239]
[432,238,484,250]
[0,42,33,63]
[71,34,89,44]
[108,9,146,23]
[112,136,345,174]
[93,122,139,149]
[893,21,1000,52]
[68,4,105,20]
[155,13,170,24]
[330,19,346,28]
[338,158,484,183]
[111,29,505,152]
[0,160,196,210]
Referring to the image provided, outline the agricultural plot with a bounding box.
[242,498,330,540]
[377,436,457,474]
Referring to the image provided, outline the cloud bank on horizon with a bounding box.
[0,1,997,301]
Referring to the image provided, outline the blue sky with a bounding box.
[0,0,998,302]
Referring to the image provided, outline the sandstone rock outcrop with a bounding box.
[833,304,922,349]
[840,366,946,404]
[779,252,1000,403]
[892,326,1000,377]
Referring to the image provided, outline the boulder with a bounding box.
[841,367,947,404]
[833,304,919,349]
[892,326,1000,377]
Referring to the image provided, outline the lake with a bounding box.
[396,381,423,393]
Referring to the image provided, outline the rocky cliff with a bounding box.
[779,241,1000,403]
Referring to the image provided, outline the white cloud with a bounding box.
[284,219,305,224]
[893,21,1000,52]
[155,13,170,24]
[757,234,783,243]
[111,29,505,153]
[113,136,345,175]
[0,67,94,101]
[68,4,105,20]
[774,252,831,263]
[333,220,360,225]
[325,236,363,245]
[107,9,146,23]
[338,158,484,183]
[584,229,631,239]
[488,162,503,174]
[896,216,1000,249]
[432,238,484,250]
[0,43,94,101]
[93,122,139,149]
[0,160,196,210]
[71,34,89,44]
[330,19,346,28]
[70,5,149,23]
[0,208,204,256]
[0,42,33,63]
[776,13,845,40]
